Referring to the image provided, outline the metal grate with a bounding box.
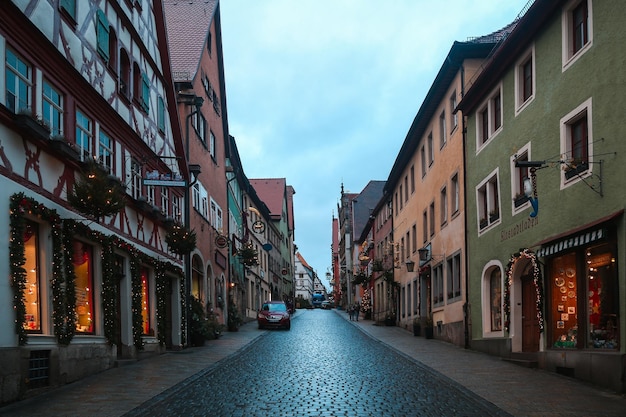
[28,350,50,389]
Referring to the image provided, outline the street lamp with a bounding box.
[405,260,415,272]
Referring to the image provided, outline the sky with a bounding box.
[219,0,531,287]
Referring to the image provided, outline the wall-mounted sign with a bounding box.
[215,234,228,248]
[143,170,186,187]
[252,220,265,234]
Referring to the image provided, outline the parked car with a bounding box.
[321,301,333,310]
[257,301,291,330]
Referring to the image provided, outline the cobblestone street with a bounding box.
[125,309,508,417]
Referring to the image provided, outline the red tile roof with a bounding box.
[163,0,218,80]
[249,178,287,221]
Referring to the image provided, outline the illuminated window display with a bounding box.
[73,241,94,333]
[141,268,151,335]
[23,221,40,332]
[550,243,618,350]
[490,268,502,331]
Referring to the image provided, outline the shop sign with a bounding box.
[142,170,186,187]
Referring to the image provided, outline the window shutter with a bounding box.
[141,72,150,112]
[96,10,110,61]
[60,0,76,19]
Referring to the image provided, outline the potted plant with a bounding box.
[564,158,589,180]
[165,223,197,256]
[424,316,434,339]
[489,210,500,223]
[384,313,396,326]
[227,297,242,331]
[479,217,488,229]
[412,317,421,336]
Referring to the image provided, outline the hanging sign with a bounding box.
[143,170,186,187]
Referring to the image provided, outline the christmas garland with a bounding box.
[9,192,183,349]
[503,248,544,332]
[165,223,197,256]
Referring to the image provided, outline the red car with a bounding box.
[257,301,291,330]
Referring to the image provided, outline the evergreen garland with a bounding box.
[130,256,145,351]
[67,159,126,221]
[100,236,118,345]
[9,194,29,345]
[59,220,77,344]
[165,223,197,256]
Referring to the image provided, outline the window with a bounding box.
[410,165,415,193]
[427,132,434,166]
[209,130,216,157]
[73,241,94,333]
[420,146,426,177]
[433,263,444,307]
[440,186,447,225]
[404,176,408,202]
[157,96,165,132]
[562,0,592,68]
[439,110,446,148]
[451,173,459,214]
[422,210,428,243]
[446,253,461,302]
[96,9,110,62]
[477,171,500,231]
[210,198,223,231]
[489,268,502,331]
[515,47,535,111]
[193,112,206,146]
[140,268,151,335]
[43,81,63,136]
[429,201,435,237]
[5,49,31,113]
[511,147,531,210]
[23,221,41,332]
[411,224,416,254]
[450,91,458,132]
[75,110,92,160]
[108,28,117,71]
[193,182,209,219]
[192,183,201,212]
[98,130,113,173]
[399,185,403,210]
[119,50,131,98]
[130,158,142,200]
[160,187,169,216]
[146,184,155,205]
[172,194,182,223]
[560,98,592,184]
[476,86,502,147]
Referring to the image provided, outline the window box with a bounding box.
[49,136,80,161]
[489,211,500,223]
[564,162,589,180]
[479,218,488,229]
[514,194,529,208]
[14,112,50,141]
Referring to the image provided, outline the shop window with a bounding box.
[489,268,502,331]
[140,268,151,335]
[432,263,444,307]
[73,241,94,333]
[550,243,619,350]
[5,48,32,113]
[446,253,461,302]
[192,255,203,300]
[23,221,41,332]
[586,244,618,349]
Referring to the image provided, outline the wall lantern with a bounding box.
[405,260,415,272]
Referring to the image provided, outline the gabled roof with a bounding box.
[352,180,386,243]
[296,252,313,271]
[250,178,287,221]
[163,0,218,80]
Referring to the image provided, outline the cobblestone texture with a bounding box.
[125,310,510,417]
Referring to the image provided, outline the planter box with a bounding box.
[514,195,529,208]
[50,138,81,161]
[564,162,589,180]
[14,114,50,141]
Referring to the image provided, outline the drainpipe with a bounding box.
[460,64,471,350]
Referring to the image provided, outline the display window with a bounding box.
[549,242,618,350]
[23,221,41,332]
[73,241,94,333]
[141,268,151,335]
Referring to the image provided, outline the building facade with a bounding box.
[0,0,189,403]
[459,0,625,392]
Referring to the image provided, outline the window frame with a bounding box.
[562,0,593,71]
[560,98,593,188]
[476,84,503,150]
[476,168,501,233]
[75,109,93,161]
[5,48,32,113]
[515,45,535,114]
[98,129,114,174]
[43,80,64,137]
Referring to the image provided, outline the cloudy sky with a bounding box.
[219,0,531,287]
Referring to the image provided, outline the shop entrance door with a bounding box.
[522,274,539,352]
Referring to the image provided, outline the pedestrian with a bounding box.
[355,303,360,321]
[348,305,354,321]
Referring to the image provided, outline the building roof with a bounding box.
[249,178,288,221]
[352,180,386,243]
[296,252,313,271]
[163,0,218,81]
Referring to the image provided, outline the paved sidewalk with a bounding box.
[1,309,625,417]
[340,309,625,417]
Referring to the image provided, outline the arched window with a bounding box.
[119,49,130,98]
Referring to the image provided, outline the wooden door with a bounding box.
[522,274,539,352]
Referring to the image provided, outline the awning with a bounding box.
[536,228,606,257]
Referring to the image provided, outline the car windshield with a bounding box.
[263,303,286,312]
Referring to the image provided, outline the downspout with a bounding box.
[460,64,471,349]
